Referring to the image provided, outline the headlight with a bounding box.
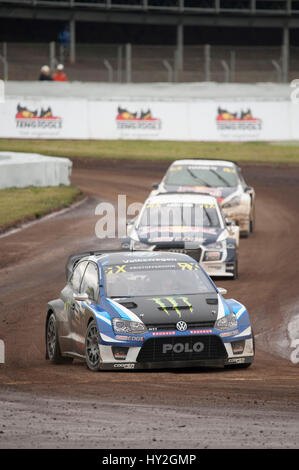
[215,313,238,330]
[222,196,241,209]
[132,241,152,250]
[203,251,222,261]
[112,318,147,335]
[203,242,224,262]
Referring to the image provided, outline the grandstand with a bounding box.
[0,0,298,82]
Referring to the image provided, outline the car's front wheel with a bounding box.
[46,313,73,364]
[85,320,101,371]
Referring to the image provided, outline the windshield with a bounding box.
[104,262,215,298]
[165,165,238,188]
[139,202,221,229]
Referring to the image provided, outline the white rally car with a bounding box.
[122,192,240,279]
[151,159,255,238]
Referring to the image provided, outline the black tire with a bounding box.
[46,313,73,364]
[85,320,101,372]
[250,209,255,233]
[240,225,250,238]
[232,258,239,280]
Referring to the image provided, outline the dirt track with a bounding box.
[0,160,299,449]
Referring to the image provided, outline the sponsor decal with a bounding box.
[152,296,194,318]
[227,357,246,364]
[65,299,72,314]
[206,264,222,270]
[162,341,204,354]
[183,187,221,197]
[115,335,144,342]
[105,264,127,275]
[216,106,262,132]
[15,104,62,130]
[113,363,135,369]
[177,263,200,272]
[140,226,200,234]
[116,106,162,131]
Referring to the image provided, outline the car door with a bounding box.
[77,262,100,356]
[60,260,88,355]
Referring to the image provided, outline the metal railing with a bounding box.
[1,0,299,15]
[1,42,297,83]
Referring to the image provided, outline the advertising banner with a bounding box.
[0,96,296,141]
[88,101,190,140]
[188,101,292,141]
[0,98,88,139]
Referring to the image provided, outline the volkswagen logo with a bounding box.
[176,321,187,332]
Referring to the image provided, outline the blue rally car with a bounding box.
[45,251,254,371]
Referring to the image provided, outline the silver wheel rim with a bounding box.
[86,325,100,367]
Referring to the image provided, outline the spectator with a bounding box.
[39,65,52,81]
[58,24,71,62]
[52,64,67,82]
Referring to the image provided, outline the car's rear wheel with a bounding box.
[46,313,73,364]
[85,320,101,371]
[232,258,239,280]
[240,219,250,238]
[250,208,255,233]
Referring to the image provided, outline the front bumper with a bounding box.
[98,332,254,370]
[201,260,235,277]
[100,356,254,370]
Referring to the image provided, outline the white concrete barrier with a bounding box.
[0,152,72,189]
[0,81,297,141]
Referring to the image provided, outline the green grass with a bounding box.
[1,139,299,164]
[0,185,82,232]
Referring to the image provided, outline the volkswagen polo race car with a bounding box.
[122,193,239,279]
[151,159,255,237]
[45,251,254,371]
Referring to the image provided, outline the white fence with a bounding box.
[0,82,297,141]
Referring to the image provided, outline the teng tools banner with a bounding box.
[0,99,88,139]
[89,100,293,141]
[88,101,191,140]
[188,100,292,141]
[0,97,296,141]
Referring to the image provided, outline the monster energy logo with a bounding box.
[65,299,72,314]
[152,297,193,318]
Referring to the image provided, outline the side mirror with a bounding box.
[152,182,159,189]
[245,186,252,193]
[73,292,89,301]
[218,287,227,296]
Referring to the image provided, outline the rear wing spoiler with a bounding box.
[65,249,130,281]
